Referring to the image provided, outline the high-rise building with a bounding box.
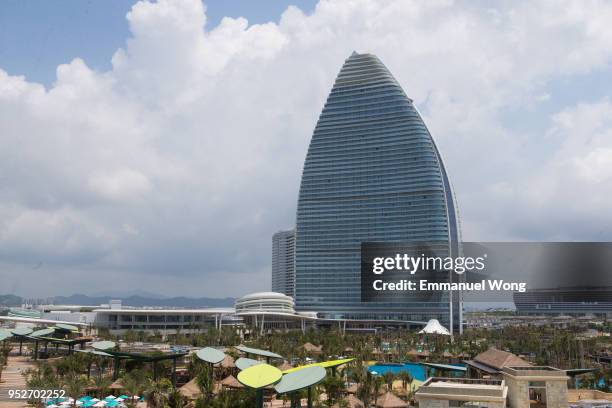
[271,229,296,297]
[295,52,462,331]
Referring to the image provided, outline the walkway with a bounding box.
[1,351,35,408]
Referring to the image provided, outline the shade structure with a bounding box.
[75,349,113,357]
[55,323,79,332]
[301,342,323,353]
[11,327,33,336]
[30,328,56,337]
[178,378,202,400]
[196,347,225,364]
[283,358,355,374]
[333,394,365,408]
[221,354,235,368]
[237,364,282,389]
[0,329,12,341]
[235,357,263,371]
[235,345,283,360]
[92,340,116,351]
[418,319,451,335]
[421,362,466,372]
[375,392,408,408]
[220,375,244,389]
[274,366,326,394]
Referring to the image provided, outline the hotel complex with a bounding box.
[290,52,462,331]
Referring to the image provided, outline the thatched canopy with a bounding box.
[109,379,124,390]
[179,378,202,400]
[220,354,235,368]
[375,392,408,408]
[302,342,323,353]
[220,375,244,389]
[333,394,365,408]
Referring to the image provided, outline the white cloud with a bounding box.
[88,168,152,202]
[1,0,612,296]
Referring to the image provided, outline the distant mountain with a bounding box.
[0,293,235,308]
[0,294,22,307]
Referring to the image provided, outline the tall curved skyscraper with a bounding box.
[295,52,462,331]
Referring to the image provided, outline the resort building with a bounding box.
[271,229,296,297]
[502,366,569,408]
[235,292,317,334]
[92,306,238,334]
[465,348,531,379]
[416,377,508,408]
[294,52,462,333]
[513,286,612,318]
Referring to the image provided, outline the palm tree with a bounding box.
[383,371,395,391]
[144,378,171,408]
[0,354,5,383]
[62,372,90,408]
[373,375,384,406]
[92,374,111,399]
[123,370,146,408]
[398,370,412,396]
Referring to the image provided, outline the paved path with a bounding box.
[1,348,35,408]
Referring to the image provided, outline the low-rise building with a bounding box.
[416,377,508,408]
[465,348,531,379]
[502,366,569,408]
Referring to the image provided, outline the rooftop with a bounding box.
[472,348,531,371]
[416,377,508,401]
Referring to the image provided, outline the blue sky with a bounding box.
[0,0,316,86]
[1,0,611,297]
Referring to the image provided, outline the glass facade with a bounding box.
[295,52,461,331]
[271,229,296,297]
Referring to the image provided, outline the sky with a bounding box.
[1,0,612,298]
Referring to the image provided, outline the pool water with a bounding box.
[367,363,427,381]
[367,363,465,382]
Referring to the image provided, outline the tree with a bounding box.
[123,369,146,408]
[383,371,395,391]
[62,372,90,408]
[321,375,344,404]
[144,378,171,408]
[167,388,186,408]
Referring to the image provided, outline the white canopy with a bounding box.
[418,319,451,335]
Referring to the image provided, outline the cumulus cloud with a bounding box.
[1,0,612,297]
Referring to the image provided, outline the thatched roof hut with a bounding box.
[302,342,323,353]
[375,392,408,408]
[333,394,365,408]
[220,354,235,368]
[179,378,202,400]
[220,375,244,389]
[109,379,124,390]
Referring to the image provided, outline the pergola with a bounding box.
[91,341,187,387]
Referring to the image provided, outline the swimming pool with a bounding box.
[367,363,427,381]
[367,363,465,381]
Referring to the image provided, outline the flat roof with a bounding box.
[93,308,234,314]
[416,377,507,401]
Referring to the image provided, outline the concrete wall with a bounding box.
[545,380,568,408]
[418,398,504,408]
[505,376,529,408]
[504,376,568,408]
